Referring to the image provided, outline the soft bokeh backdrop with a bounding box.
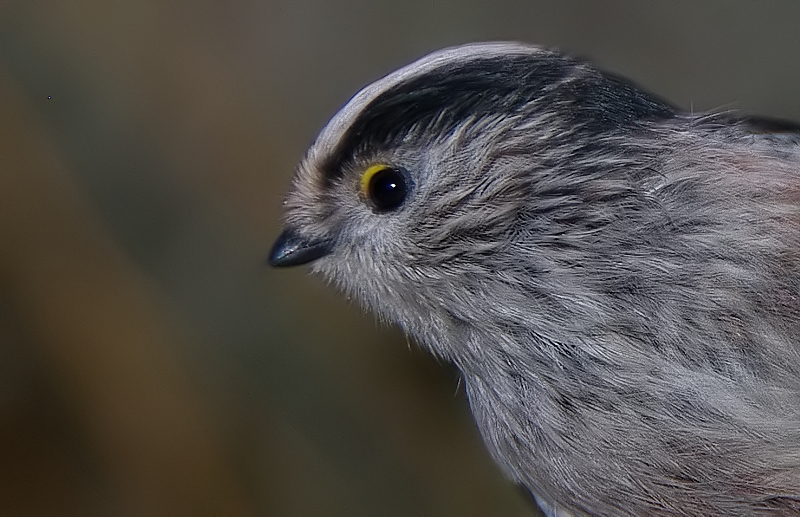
[1,1,799,515]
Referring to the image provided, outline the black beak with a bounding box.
[269,229,331,267]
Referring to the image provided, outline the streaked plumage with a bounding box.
[271,43,800,515]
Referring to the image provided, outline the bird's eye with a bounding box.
[359,164,408,212]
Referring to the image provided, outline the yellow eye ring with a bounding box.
[360,164,391,198]
[359,164,409,212]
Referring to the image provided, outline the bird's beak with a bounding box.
[268,229,331,267]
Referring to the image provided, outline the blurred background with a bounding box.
[1,1,799,515]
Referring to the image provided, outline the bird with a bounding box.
[269,42,800,515]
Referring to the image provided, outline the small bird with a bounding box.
[269,42,800,515]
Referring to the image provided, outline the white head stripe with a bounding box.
[309,42,547,160]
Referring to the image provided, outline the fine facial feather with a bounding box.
[273,42,800,515]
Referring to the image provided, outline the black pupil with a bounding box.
[369,168,407,211]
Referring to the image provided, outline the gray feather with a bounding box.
[274,42,800,516]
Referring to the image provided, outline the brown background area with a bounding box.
[1,1,799,515]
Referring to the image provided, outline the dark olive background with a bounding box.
[1,1,799,515]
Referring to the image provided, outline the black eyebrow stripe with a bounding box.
[321,52,675,183]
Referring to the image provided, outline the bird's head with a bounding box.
[270,42,674,355]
